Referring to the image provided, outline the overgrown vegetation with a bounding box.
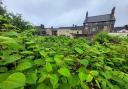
[0,29,128,89]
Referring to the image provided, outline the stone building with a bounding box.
[83,7,116,35]
[57,25,83,38]
[36,24,53,36]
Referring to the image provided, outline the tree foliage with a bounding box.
[0,0,33,31]
[8,13,34,30]
[0,0,6,16]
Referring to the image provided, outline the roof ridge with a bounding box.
[88,14,110,18]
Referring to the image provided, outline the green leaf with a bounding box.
[38,73,47,83]
[113,85,120,89]
[4,54,21,65]
[64,58,73,61]
[79,59,89,66]
[20,51,33,55]
[0,67,8,72]
[61,77,68,84]
[34,59,44,66]
[45,57,54,62]
[81,82,89,89]
[104,66,112,70]
[101,80,107,89]
[95,80,101,89]
[78,72,87,82]
[0,72,26,89]
[40,51,47,58]
[90,70,99,76]
[50,74,59,89]
[64,57,73,64]
[79,71,93,83]
[26,73,37,84]
[0,31,18,37]
[45,62,52,72]
[54,55,63,66]
[75,47,83,54]
[60,83,71,89]
[0,36,22,50]
[86,74,93,82]
[37,83,50,89]
[16,60,33,71]
[68,75,80,87]
[58,67,71,77]
[0,73,10,83]
[101,71,112,79]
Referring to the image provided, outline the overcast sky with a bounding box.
[3,0,128,27]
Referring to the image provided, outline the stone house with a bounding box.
[36,25,54,36]
[57,25,83,38]
[83,7,116,35]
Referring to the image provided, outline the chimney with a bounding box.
[51,26,53,29]
[111,7,116,16]
[86,11,88,19]
[125,25,128,30]
[40,24,44,29]
[73,24,75,27]
[83,11,88,26]
[75,25,77,28]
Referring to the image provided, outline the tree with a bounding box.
[0,0,6,15]
[0,0,7,29]
[8,13,34,30]
[0,0,34,31]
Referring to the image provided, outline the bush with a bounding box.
[93,32,111,44]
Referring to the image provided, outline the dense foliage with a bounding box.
[0,0,6,16]
[0,29,128,89]
[0,0,34,31]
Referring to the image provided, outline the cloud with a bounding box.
[3,0,128,27]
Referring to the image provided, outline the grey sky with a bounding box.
[3,0,128,27]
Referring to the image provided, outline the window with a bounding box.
[42,31,46,34]
[85,27,88,29]
[77,31,79,34]
[92,28,96,32]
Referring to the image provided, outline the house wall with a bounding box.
[57,29,82,38]
[45,28,52,35]
[52,31,57,36]
[84,21,114,35]
[108,33,128,36]
[57,29,71,37]
[38,28,52,36]
[39,29,46,35]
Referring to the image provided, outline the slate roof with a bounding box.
[114,27,124,32]
[59,27,73,29]
[59,26,84,30]
[85,14,115,23]
[52,28,59,31]
[75,26,84,30]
